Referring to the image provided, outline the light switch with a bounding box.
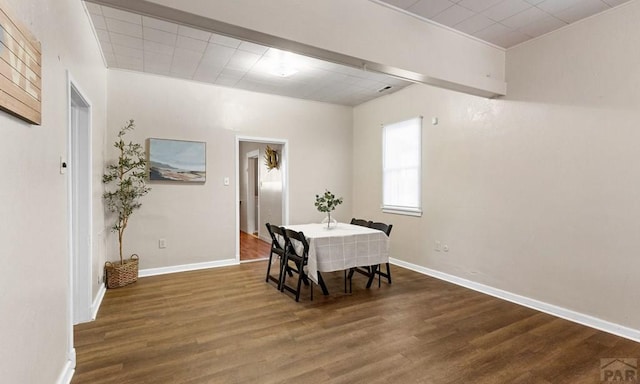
[224,177,230,186]
[60,156,67,174]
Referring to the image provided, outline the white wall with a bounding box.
[0,0,107,382]
[140,0,506,96]
[107,70,352,269]
[353,1,640,331]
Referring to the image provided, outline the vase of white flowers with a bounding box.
[315,189,343,229]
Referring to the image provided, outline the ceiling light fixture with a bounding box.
[270,65,298,78]
[267,49,299,78]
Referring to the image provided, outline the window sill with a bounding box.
[381,207,422,217]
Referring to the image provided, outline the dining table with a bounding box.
[283,222,390,295]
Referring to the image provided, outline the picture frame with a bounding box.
[147,138,206,183]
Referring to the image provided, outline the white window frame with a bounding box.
[382,116,423,217]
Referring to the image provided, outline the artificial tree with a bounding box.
[103,119,150,265]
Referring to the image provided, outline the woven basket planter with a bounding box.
[105,254,139,289]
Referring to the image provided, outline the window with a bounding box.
[382,117,422,216]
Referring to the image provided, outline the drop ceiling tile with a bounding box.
[536,0,585,14]
[103,51,116,63]
[524,0,545,4]
[102,7,141,24]
[474,22,515,41]
[90,15,107,30]
[109,32,143,50]
[116,55,143,68]
[144,40,175,56]
[171,48,203,76]
[145,65,171,76]
[453,13,495,34]
[170,64,198,78]
[483,0,532,21]
[215,75,242,87]
[119,62,144,71]
[408,0,455,18]
[203,43,236,62]
[85,2,102,15]
[195,61,221,76]
[95,29,110,43]
[432,4,475,26]
[100,42,114,53]
[457,0,505,13]
[193,68,221,83]
[518,14,566,36]
[142,16,178,33]
[555,0,609,23]
[144,61,171,75]
[225,50,261,71]
[144,51,173,67]
[176,35,208,53]
[105,18,143,38]
[488,29,531,46]
[382,0,421,8]
[143,27,177,45]
[238,41,269,55]
[178,25,212,41]
[113,44,144,59]
[209,33,242,48]
[501,6,548,29]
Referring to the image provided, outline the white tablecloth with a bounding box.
[284,223,390,284]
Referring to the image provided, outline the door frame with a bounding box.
[235,136,289,263]
[65,71,94,373]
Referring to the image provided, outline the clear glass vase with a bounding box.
[321,212,338,229]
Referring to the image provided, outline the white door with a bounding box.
[246,151,259,235]
[69,80,92,324]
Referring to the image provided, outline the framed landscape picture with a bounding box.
[147,138,206,183]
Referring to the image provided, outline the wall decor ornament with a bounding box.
[0,3,42,125]
[264,145,279,171]
[147,138,206,182]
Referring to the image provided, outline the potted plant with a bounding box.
[315,189,343,229]
[103,119,150,288]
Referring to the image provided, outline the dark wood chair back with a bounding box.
[350,218,372,227]
[369,221,393,236]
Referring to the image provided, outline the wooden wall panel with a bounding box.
[0,2,41,125]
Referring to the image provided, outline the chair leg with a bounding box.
[386,262,392,284]
[295,262,304,302]
[280,256,289,292]
[265,252,274,283]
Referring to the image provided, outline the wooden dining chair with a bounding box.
[369,221,393,287]
[280,229,313,302]
[265,223,290,290]
[350,218,372,227]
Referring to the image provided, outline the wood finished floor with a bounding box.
[239,231,270,261]
[73,262,640,384]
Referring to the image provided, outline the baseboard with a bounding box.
[139,259,238,278]
[91,283,106,320]
[390,257,640,343]
[56,349,75,384]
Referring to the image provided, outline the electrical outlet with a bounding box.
[159,238,167,249]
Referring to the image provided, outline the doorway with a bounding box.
[236,137,288,263]
[68,76,93,325]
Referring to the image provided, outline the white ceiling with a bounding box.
[83,2,411,107]
[375,0,632,48]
